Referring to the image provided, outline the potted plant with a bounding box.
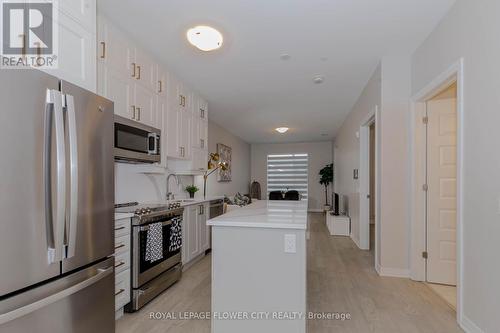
[185,185,199,199]
[319,163,333,211]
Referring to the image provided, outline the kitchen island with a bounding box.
[207,200,308,333]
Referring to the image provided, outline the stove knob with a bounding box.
[146,208,151,213]
[135,209,141,215]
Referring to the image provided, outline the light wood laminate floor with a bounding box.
[117,213,463,333]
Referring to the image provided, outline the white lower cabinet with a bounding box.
[114,217,131,319]
[182,203,210,266]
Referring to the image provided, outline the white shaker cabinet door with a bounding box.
[98,64,133,119]
[133,83,156,127]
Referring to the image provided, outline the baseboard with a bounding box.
[350,234,362,249]
[375,262,381,275]
[460,315,484,333]
[378,266,410,278]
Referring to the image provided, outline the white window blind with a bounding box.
[267,153,309,200]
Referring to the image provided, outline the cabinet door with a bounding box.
[187,206,200,261]
[59,0,96,31]
[165,104,180,158]
[179,109,191,159]
[192,148,207,172]
[156,95,167,166]
[41,12,95,92]
[98,64,133,119]
[133,83,156,127]
[198,98,208,122]
[134,48,156,92]
[191,109,201,148]
[198,203,210,252]
[97,15,133,78]
[156,66,167,98]
[199,121,208,150]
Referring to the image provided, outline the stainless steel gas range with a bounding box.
[115,202,184,312]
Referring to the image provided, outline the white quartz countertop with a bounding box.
[114,212,135,220]
[207,200,308,230]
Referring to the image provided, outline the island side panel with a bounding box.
[211,226,306,333]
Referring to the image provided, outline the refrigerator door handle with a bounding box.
[0,265,113,325]
[64,94,78,259]
[46,89,66,263]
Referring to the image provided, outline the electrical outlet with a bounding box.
[284,234,296,253]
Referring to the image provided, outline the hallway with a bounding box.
[307,213,463,332]
[117,213,463,333]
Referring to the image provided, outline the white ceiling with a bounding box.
[98,0,455,144]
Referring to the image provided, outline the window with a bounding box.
[267,153,308,200]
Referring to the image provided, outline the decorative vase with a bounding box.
[189,192,195,198]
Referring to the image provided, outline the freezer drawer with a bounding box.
[0,258,115,333]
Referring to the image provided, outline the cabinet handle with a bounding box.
[200,109,204,119]
[100,41,106,59]
[158,80,162,93]
[115,226,126,231]
[115,288,125,296]
[115,261,125,269]
[137,107,141,121]
[131,105,136,120]
[137,65,141,80]
[200,139,204,149]
[179,95,183,106]
[132,63,136,78]
[114,243,125,250]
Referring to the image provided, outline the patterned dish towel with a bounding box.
[169,216,182,252]
[145,222,163,263]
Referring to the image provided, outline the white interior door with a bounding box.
[426,97,457,286]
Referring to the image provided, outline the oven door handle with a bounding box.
[139,220,172,231]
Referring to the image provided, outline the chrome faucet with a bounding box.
[166,173,179,201]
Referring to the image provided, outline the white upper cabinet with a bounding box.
[96,15,209,171]
[132,48,156,92]
[132,83,156,127]
[58,0,96,31]
[39,0,96,92]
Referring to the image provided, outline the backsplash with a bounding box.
[115,163,194,204]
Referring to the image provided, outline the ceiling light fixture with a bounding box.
[186,25,223,51]
[275,127,289,134]
[313,75,324,84]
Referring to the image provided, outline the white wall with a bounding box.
[251,142,333,211]
[115,164,192,204]
[379,55,412,273]
[334,65,381,247]
[412,0,500,331]
[194,120,251,198]
[333,56,411,273]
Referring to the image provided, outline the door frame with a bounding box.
[409,59,464,323]
[359,106,381,272]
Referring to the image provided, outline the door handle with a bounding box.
[100,41,106,59]
[0,264,112,325]
[46,90,66,263]
[114,243,125,251]
[115,288,125,296]
[64,94,79,259]
[114,261,125,269]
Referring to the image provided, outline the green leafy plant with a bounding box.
[319,163,333,205]
[185,185,199,198]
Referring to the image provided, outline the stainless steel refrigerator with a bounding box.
[0,69,115,332]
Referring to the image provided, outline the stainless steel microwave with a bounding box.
[114,115,161,163]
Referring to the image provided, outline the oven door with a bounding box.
[114,115,161,163]
[132,215,182,288]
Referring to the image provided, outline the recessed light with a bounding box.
[186,26,223,51]
[275,127,289,134]
[313,75,324,84]
[280,54,291,61]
